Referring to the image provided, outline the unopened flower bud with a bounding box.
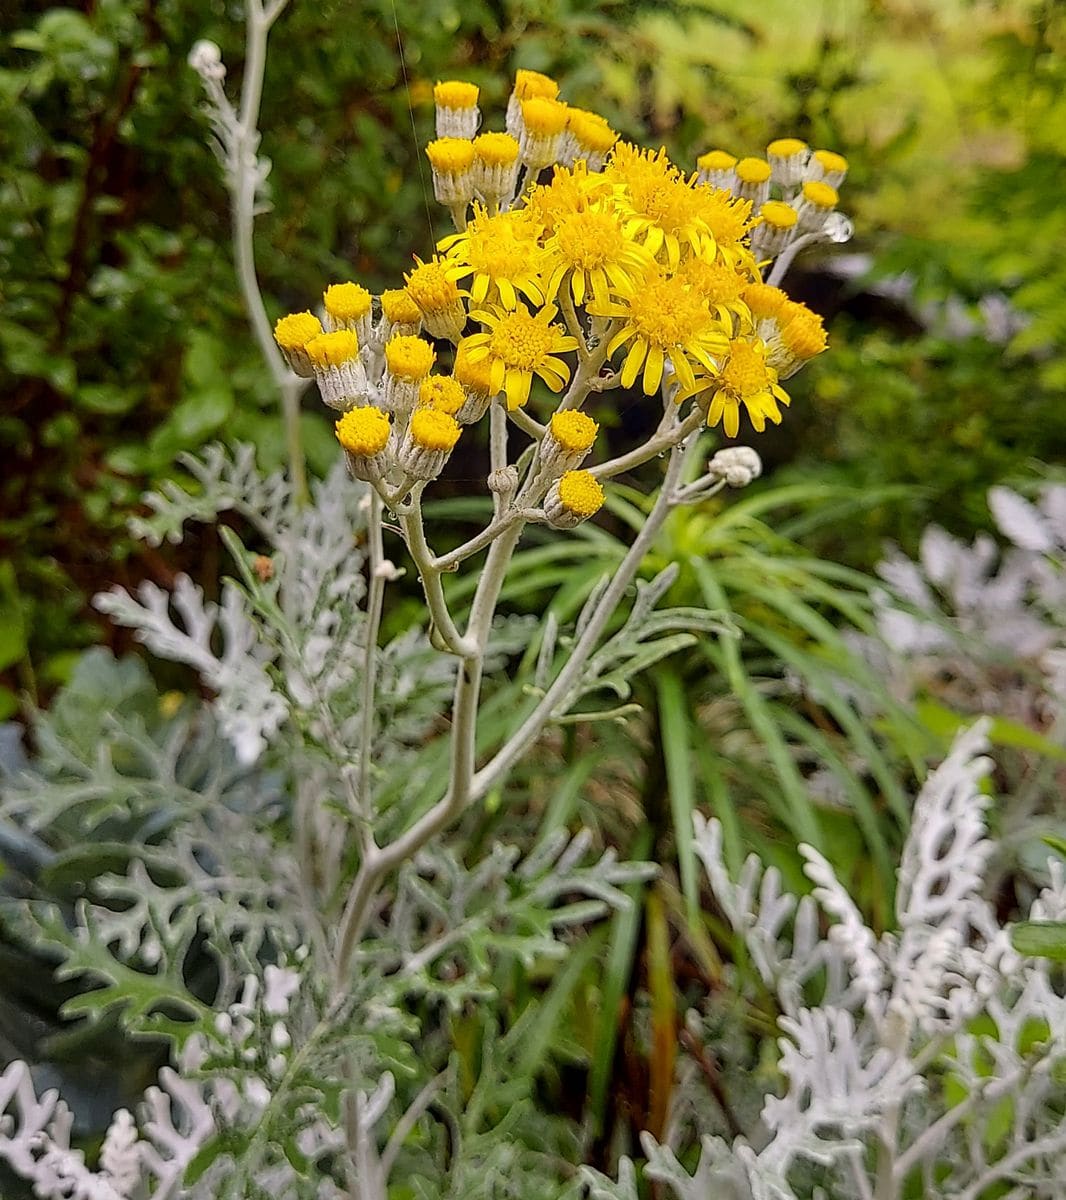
[733,157,772,206]
[696,149,737,192]
[766,137,810,189]
[488,465,519,499]
[434,80,480,139]
[708,446,762,488]
[188,40,225,82]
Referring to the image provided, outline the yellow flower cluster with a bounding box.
[273,70,850,514]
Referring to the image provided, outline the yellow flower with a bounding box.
[434,80,479,110]
[472,132,522,203]
[677,257,751,328]
[525,161,609,227]
[425,137,476,181]
[548,410,598,453]
[762,300,828,378]
[566,109,618,161]
[380,288,422,333]
[590,268,730,395]
[691,186,756,266]
[778,302,827,359]
[274,311,322,351]
[323,283,372,323]
[512,69,559,103]
[273,311,324,374]
[794,180,839,232]
[335,407,390,456]
[410,408,462,451]
[461,304,579,410]
[437,208,547,309]
[418,375,465,415]
[473,132,521,167]
[305,330,359,368]
[557,470,604,517]
[742,281,791,321]
[543,205,654,308]
[453,338,496,393]
[606,144,710,267]
[681,339,791,437]
[405,257,468,340]
[810,149,848,186]
[385,335,435,382]
[696,149,737,175]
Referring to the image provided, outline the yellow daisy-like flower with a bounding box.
[513,69,560,103]
[437,208,547,309]
[273,311,323,374]
[434,80,479,110]
[778,302,827,359]
[566,109,618,160]
[690,185,756,267]
[473,132,520,168]
[461,304,579,410]
[742,281,790,321]
[543,204,654,308]
[274,311,322,351]
[606,144,717,269]
[696,149,737,175]
[525,161,609,227]
[590,268,731,395]
[678,257,752,328]
[762,300,828,378]
[453,337,498,398]
[682,339,791,437]
[335,406,390,456]
[425,137,476,175]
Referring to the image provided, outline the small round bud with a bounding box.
[188,40,225,82]
[488,465,519,497]
[708,446,762,488]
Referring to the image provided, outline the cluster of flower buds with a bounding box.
[273,68,852,534]
[423,70,620,223]
[697,141,852,264]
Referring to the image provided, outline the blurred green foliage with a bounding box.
[2,0,1064,689]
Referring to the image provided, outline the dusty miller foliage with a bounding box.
[0,444,682,1198]
[583,722,1066,1200]
[830,483,1066,886]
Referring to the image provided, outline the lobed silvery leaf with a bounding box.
[94,575,286,765]
[129,442,291,548]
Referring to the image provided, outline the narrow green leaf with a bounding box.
[1011,921,1066,962]
[656,669,699,925]
[587,828,651,1141]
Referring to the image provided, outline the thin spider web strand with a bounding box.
[390,0,436,247]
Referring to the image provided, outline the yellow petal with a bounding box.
[621,340,647,389]
[505,368,532,409]
[642,344,664,395]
